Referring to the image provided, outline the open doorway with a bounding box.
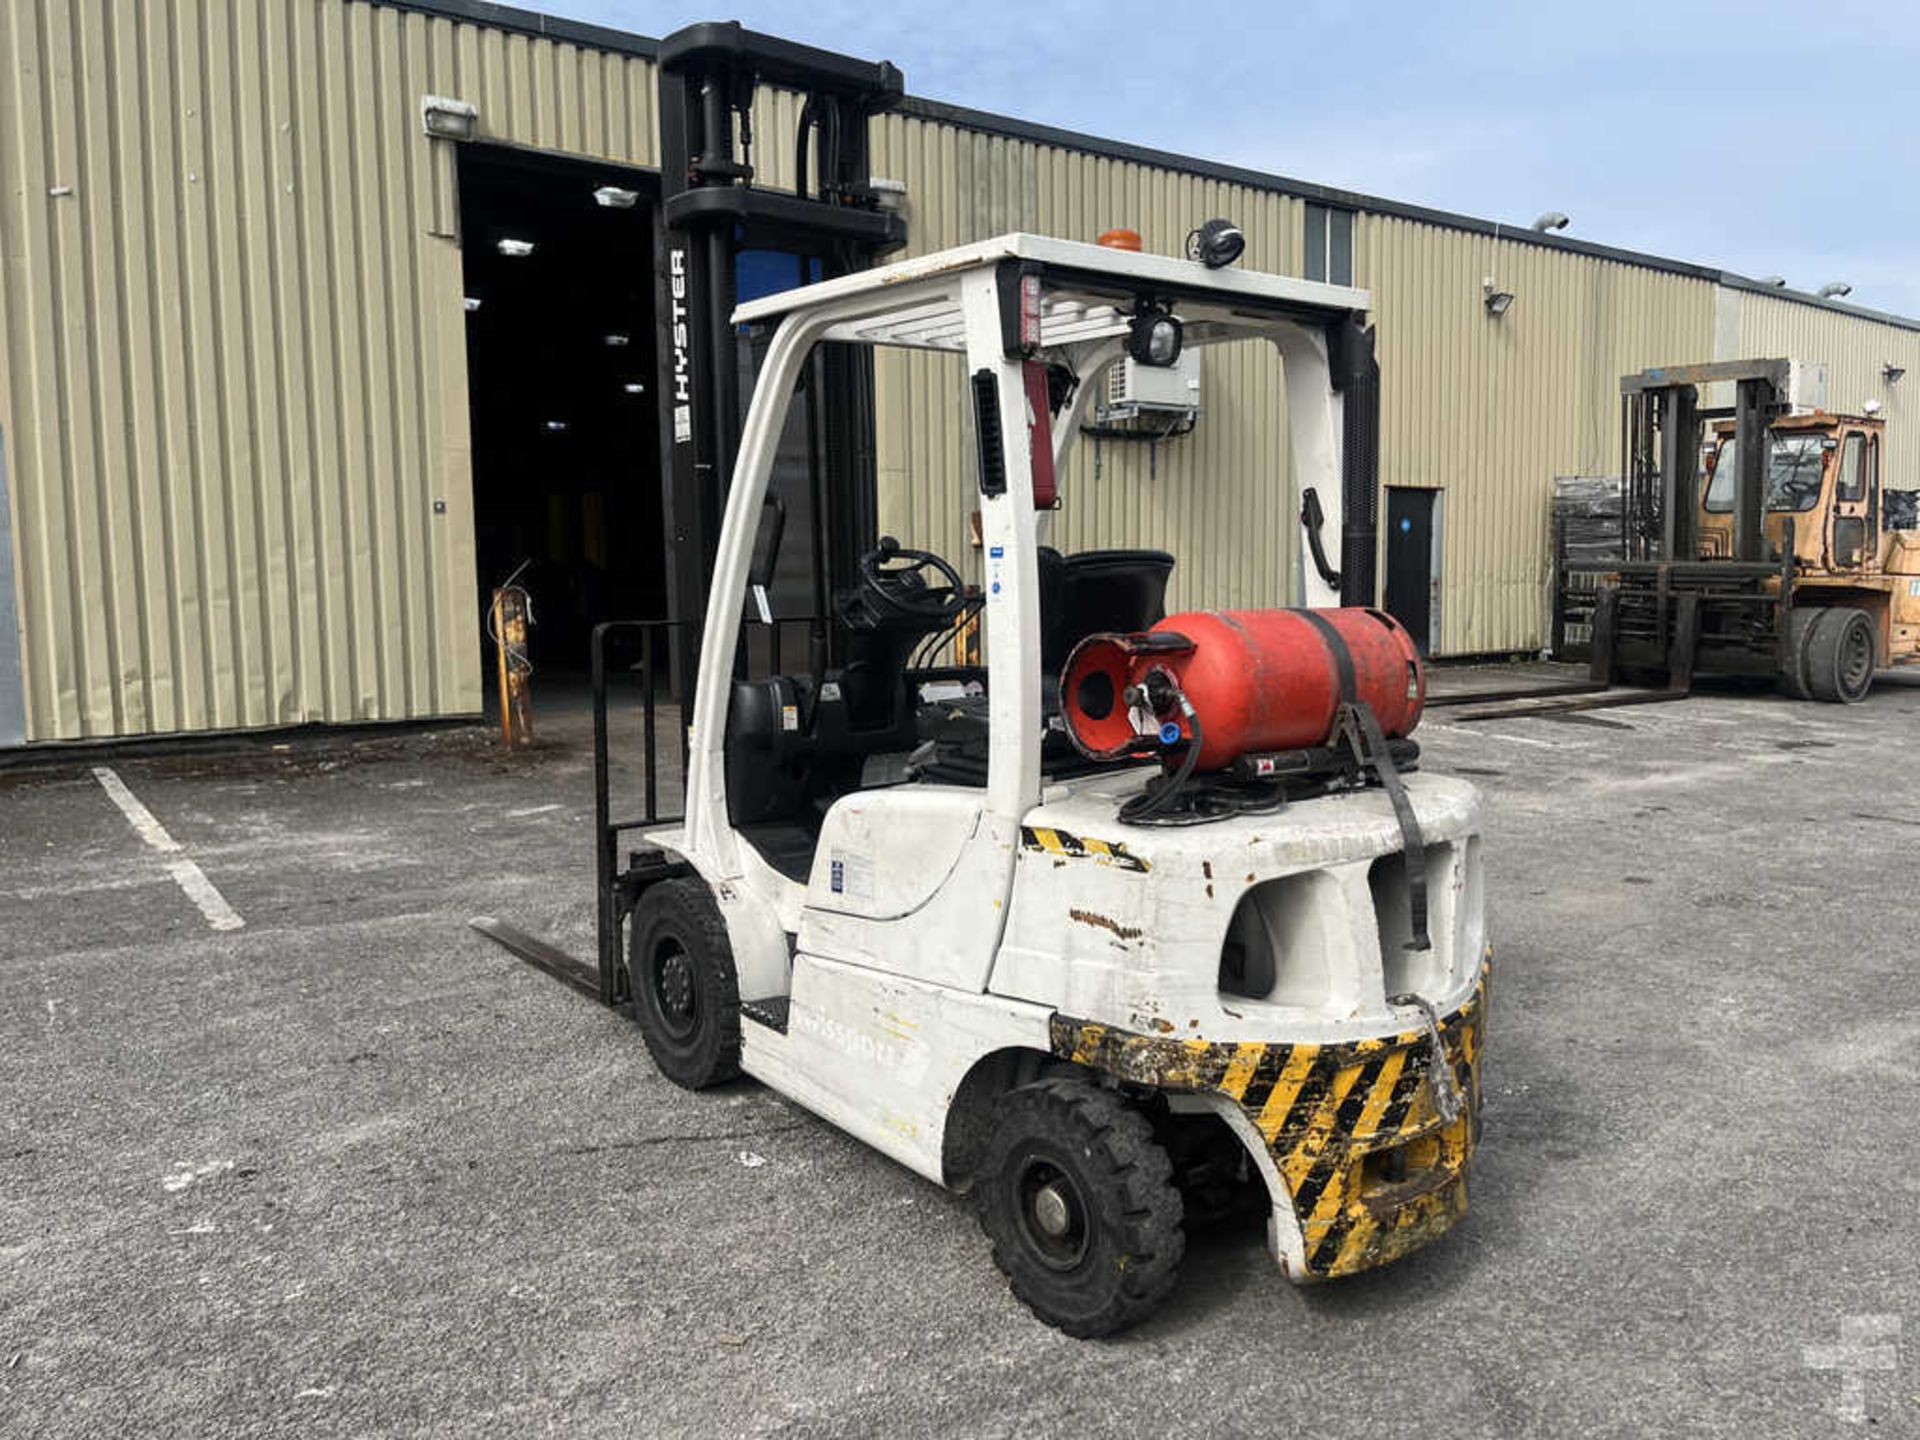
[458,144,663,698]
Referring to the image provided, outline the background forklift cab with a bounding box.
[1700,413,1884,571]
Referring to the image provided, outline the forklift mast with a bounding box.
[655,22,907,702]
[1620,358,1795,564]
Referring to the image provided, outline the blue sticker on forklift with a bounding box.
[830,859,845,893]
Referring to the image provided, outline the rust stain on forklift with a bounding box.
[1051,959,1490,1278]
[1067,908,1144,941]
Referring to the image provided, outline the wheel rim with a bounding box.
[1015,1155,1091,1271]
[1840,618,1874,697]
[649,939,700,1041]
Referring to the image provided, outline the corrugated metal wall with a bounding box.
[6,1,1919,742]
[1360,215,1718,652]
[0,0,656,741]
[870,114,1312,618]
[1729,291,1920,487]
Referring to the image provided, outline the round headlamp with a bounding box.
[1186,217,1245,269]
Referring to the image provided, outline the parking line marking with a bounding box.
[165,858,246,932]
[94,766,245,932]
[92,765,182,852]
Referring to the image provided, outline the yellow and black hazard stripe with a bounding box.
[1019,825,1150,872]
[1051,958,1490,1278]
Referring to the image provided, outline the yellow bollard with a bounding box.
[490,583,534,748]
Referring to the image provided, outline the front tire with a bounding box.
[975,1077,1184,1337]
[1777,607,1823,700]
[628,878,741,1089]
[1807,606,1876,704]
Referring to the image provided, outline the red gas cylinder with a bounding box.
[1060,608,1424,770]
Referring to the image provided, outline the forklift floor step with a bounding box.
[741,996,791,1033]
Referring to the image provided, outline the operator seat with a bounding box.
[1038,547,1176,702]
[920,547,1176,786]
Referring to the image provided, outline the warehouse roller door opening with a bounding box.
[458,145,664,715]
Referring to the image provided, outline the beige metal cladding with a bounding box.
[864,115,1727,655]
[11,1,1920,750]
[1730,290,1920,484]
[1358,213,1718,654]
[0,0,657,742]
[869,112,1313,617]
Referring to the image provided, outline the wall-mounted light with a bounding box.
[1757,275,1787,288]
[871,177,909,215]
[1529,211,1570,233]
[1884,362,1906,383]
[623,382,646,394]
[1818,281,1853,300]
[1483,278,1515,317]
[421,95,478,142]
[543,420,569,433]
[593,185,639,210]
[496,238,534,258]
[603,333,630,347]
[1863,399,1884,416]
[463,296,482,313]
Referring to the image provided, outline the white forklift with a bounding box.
[587,229,1493,1336]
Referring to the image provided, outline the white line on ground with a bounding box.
[94,766,246,932]
[166,858,246,932]
[92,765,181,852]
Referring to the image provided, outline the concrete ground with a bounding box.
[3,669,1917,1438]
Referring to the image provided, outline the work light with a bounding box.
[1186,218,1245,269]
[1128,306,1183,367]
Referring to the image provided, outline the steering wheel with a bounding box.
[852,536,969,628]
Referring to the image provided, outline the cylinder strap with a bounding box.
[1293,610,1431,952]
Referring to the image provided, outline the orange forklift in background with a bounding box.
[1587,359,1920,702]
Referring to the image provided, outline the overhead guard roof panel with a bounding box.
[730,233,1372,342]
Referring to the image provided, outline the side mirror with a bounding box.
[748,494,786,624]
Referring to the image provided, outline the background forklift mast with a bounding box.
[654,22,907,703]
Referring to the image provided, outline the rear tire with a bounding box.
[975,1077,1184,1338]
[1806,607,1876,704]
[629,878,742,1089]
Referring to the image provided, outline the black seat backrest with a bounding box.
[1038,548,1176,675]
[725,677,813,826]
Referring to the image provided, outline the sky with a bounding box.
[518,0,1920,318]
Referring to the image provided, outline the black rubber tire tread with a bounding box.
[1807,606,1876,704]
[628,878,742,1089]
[1776,606,1824,700]
[975,1077,1184,1338]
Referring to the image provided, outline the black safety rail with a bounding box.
[590,620,686,1005]
[588,614,833,1005]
